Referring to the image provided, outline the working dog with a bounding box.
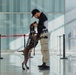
[18,22,38,70]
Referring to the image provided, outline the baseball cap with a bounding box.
[31,9,40,17]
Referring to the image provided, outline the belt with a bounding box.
[40,36,48,39]
[42,30,48,33]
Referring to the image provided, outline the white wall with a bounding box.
[65,0,76,12]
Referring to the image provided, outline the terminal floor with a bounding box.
[0,52,76,75]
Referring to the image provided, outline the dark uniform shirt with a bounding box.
[37,12,48,38]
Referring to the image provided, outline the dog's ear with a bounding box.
[30,23,34,27]
[30,21,37,27]
[33,21,37,24]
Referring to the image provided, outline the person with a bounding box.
[31,9,50,70]
[18,21,38,70]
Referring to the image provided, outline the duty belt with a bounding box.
[42,36,48,38]
[42,30,48,33]
[40,36,48,39]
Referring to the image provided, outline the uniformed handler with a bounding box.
[31,9,50,70]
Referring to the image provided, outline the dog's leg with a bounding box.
[25,49,32,69]
[22,60,25,70]
[25,55,29,69]
[17,50,25,70]
[24,48,30,69]
[24,51,29,69]
[23,46,33,69]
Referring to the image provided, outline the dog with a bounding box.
[18,22,38,70]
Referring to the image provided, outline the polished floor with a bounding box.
[0,52,76,75]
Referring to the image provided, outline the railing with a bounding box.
[0,34,28,60]
[58,34,76,59]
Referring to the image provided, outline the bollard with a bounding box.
[0,34,3,59]
[61,34,67,59]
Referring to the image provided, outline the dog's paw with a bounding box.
[27,67,29,69]
[22,65,25,70]
[22,67,25,70]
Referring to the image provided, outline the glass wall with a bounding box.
[65,0,76,53]
[0,0,64,51]
[0,0,64,12]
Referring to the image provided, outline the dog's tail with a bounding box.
[17,50,24,52]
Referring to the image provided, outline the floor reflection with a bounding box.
[0,53,76,75]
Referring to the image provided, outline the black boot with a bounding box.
[39,65,50,70]
[38,62,46,68]
[38,62,50,70]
